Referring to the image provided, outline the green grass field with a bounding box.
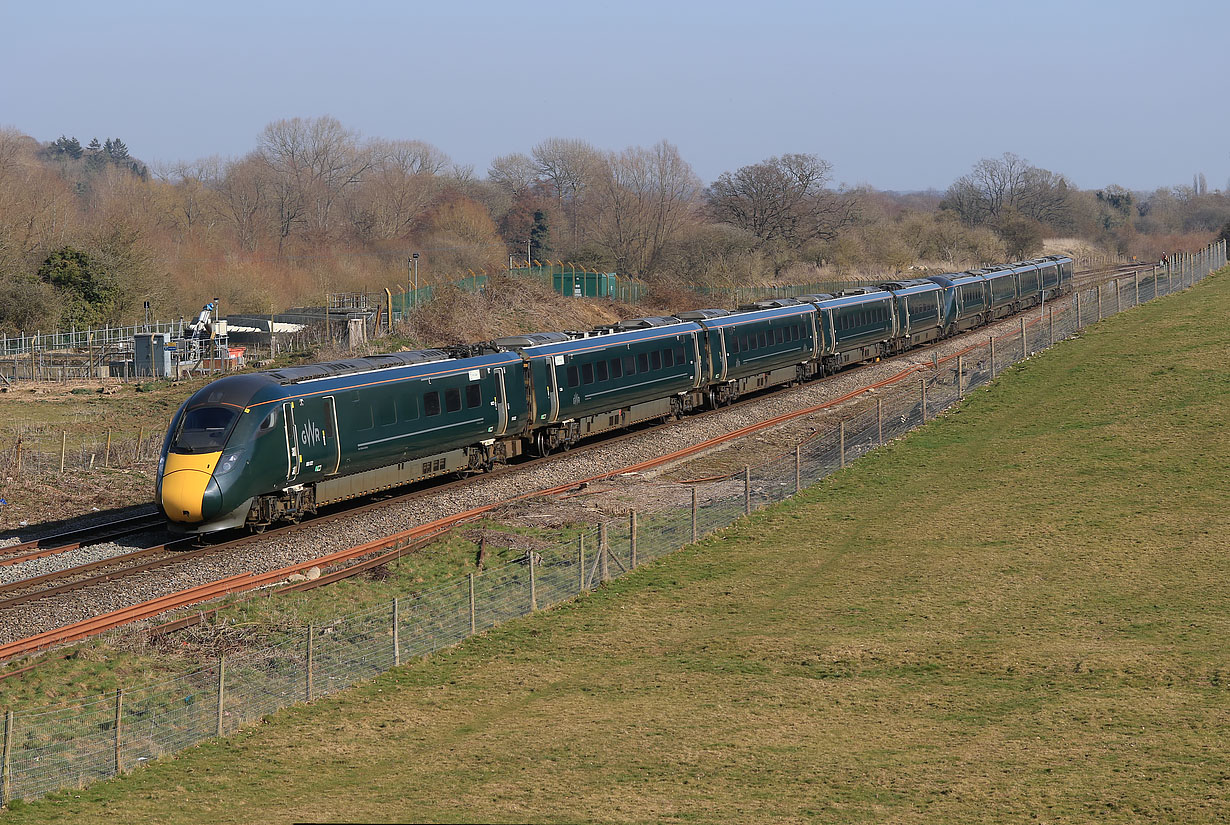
[8,271,1229,823]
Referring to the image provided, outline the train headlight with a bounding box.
[216,452,242,476]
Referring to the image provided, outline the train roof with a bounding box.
[694,303,814,330]
[263,350,453,385]
[879,279,942,295]
[811,290,894,310]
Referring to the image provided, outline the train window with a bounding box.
[567,365,579,387]
[675,346,686,364]
[424,391,441,417]
[376,397,397,427]
[445,388,462,413]
[731,336,739,354]
[610,358,622,379]
[775,328,784,345]
[651,350,662,370]
[638,353,649,373]
[402,396,420,420]
[757,332,766,348]
[258,407,280,432]
[623,355,636,375]
[595,360,608,381]
[663,348,674,367]
[582,363,594,384]
[465,384,481,409]
[355,406,374,431]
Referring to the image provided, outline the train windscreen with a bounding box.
[171,406,239,454]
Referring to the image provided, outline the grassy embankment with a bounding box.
[7,270,1230,823]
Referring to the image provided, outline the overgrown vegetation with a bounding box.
[2,121,1227,336]
[5,268,1226,824]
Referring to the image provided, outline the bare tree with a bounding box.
[487,152,539,199]
[531,138,601,247]
[705,153,855,247]
[215,154,270,251]
[257,116,372,246]
[944,152,1072,227]
[589,141,700,273]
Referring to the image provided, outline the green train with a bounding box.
[157,256,1072,532]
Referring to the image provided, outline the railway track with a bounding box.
[0,511,165,566]
[0,261,1169,661]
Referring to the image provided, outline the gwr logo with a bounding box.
[300,420,324,447]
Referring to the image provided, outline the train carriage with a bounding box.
[680,301,819,405]
[880,279,945,348]
[977,268,1019,319]
[804,290,897,372]
[1012,261,1043,308]
[501,318,705,454]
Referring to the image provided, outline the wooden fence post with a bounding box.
[392,598,401,667]
[59,431,66,473]
[989,336,996,377]
[305,625,315,702]
[1076,292,1082,328]
[599,525,610,583]
[1048,309,1054,346]
[743,465,751,516]
[920,379,927,422]
[1116,279,1122,314]
[216,655,226,737]
[691,487,698,543]
[839,420,846,468]
[468,573,476,633]
[113,688,123,776]
[136,427,144,462]
[105,429,112,468]
[578,536,586,593]
[528,550,537,611]
[2,710,12,807]
[876,398,883,446]
[630,510,638,569]
[1135,272,1140,306]
[957,355,964,399]
[1020,317,1027,357]
[1097,284,1103,320]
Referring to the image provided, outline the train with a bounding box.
[157,256,1073,533]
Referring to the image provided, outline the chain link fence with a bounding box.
[0,242,1224,804]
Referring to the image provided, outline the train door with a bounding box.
[493,368,509,435]
[322,396,341,474]
[717,328,729,381]
[282,401,300,481]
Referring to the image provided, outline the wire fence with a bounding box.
[0,241,1223,804]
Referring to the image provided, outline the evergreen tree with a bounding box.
[529,210,551,261]
[64,136,83,158]
[86,137,102,153]
[36,247,120,328]
[108,138,129,160]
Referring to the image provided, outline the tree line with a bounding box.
[1,116,1228,335]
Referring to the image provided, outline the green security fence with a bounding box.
[389,266,647,317]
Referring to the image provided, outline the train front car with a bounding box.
[157,373,287,533]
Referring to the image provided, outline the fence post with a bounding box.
[113,688,123,776]
[305,625,315,702]
[578,536,586,593]
[920,379,927,422]
[795,443,802,492]
[1097,284,1103,320]
[839,420,846,468]
[932,352,938,371]
[1135,272,1140,306]
[392,598,401,667]
[136,427,144,462]
[105,429,112,468]
[743,465,752,516]
[216,655,226,737]
[528,550,537,611]
[989,336,996,377]
[1116,279,1122,314]
[629,510,638,569]
[599,526,610,583]
[1020,317,1027,357]
[2,710,12,807]
[691,487,698,543]
[468,573,476,633]
[59,431,66,473]
[957,355,964,399]
[1076,292,1082,328]
[876,399,883,446]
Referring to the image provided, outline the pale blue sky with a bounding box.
[2,0,1227,191]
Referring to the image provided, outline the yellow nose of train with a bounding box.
[160,452,222,523]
